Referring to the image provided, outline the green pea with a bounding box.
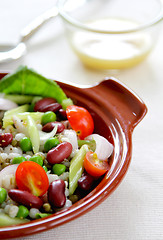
[17,205,29,219]
[52,164,66,176]
[42,165,48,172]
[41,111,56,125]
[0,188,7,204]
[29,155,43,166]
[44,137,60,152]
[20,137,32,152]
[12,156,27,164]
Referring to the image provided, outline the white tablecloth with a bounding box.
[0,1,163,239]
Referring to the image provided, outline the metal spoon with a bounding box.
[0,6,59,63]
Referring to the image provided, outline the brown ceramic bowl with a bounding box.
[0,73,147,239]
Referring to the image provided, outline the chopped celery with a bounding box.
[78,139,96,152]
[69,145,89,195]
[0,213,29,226]
[4,104,29,118]
[4,94,34,104]
[27,116,40,153]
[35,213,52,219]
[61,98,73,110]
[3,104,29,128]
[31,96,43,104]
[3,112,43,128]
[14,112,43,123]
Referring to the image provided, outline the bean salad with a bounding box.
[0,66,113,226]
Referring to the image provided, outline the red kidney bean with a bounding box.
[58,109,67,120]
[34,98,56,112]
[8,189,43,209]
[47,142,72,164]
[48,179,66,208]
[39,103,62,113]
[0,133,13,147]
[42,121,65,133]
[78,173,94,191]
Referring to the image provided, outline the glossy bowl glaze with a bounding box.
[0,73,147,239]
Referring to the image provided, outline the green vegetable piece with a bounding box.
[35,213,52,219]
[17,205,29,219]
[52,164,66,176]
[12,156,27,164]
[41,111,56,125]
[42,165,48,172]
[0,65,69,105]
[44,137,60,152]
[29,155,43,166]
[31,96,43,105]
[78,139,96,152]
[0,213,29,226]
[20,137,32,152]
[0,188,7,204]
[28,103,35,112]
[4,94,34,104]
[61,98,74,110]
[3,104,29,128]
[27,115,40,153]
[69,145,89,195]
[3,112,44,128]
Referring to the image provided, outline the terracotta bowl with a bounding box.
[0,73,147,239]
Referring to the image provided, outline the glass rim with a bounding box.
[58,0,163,34]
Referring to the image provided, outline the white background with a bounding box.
[0,1,163,239]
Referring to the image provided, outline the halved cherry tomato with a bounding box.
[66,105,94,140]
[83,151,110,177]
[15,161,49,197]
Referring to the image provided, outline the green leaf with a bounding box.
[0,66,68,104]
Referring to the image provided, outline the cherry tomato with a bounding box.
[83,151,110,177]
[66,105,94,139]
[15,161,49,197]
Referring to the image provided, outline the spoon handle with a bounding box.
[20,6,59,43]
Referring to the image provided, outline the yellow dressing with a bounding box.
[70,18,153,69]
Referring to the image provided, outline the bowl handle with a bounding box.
[90,77,147,131]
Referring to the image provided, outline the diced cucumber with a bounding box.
[0,213,29,226]
[69,145,89,195]
[27,116,40,153]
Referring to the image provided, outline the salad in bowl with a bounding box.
[0,66,113,226]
